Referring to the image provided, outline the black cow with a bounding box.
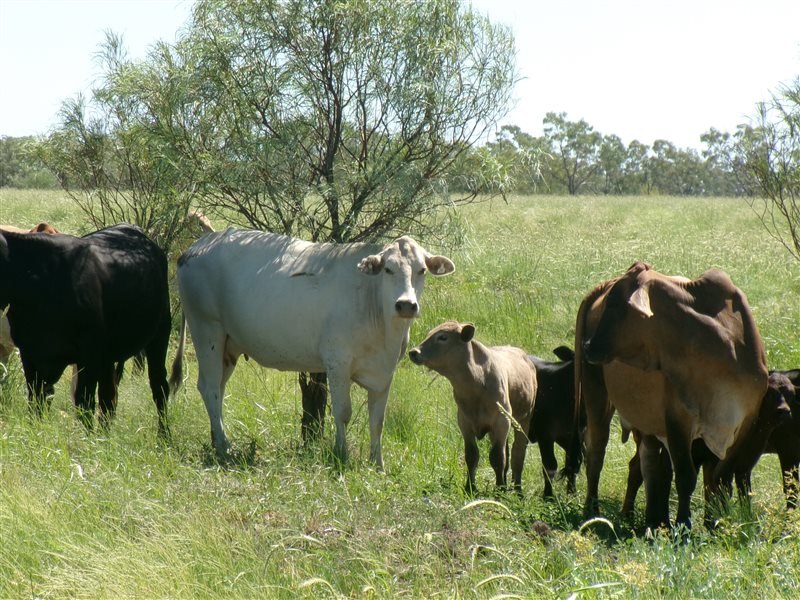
[727,370,800,509]
[0,224,173,434]
[528,346,584,497]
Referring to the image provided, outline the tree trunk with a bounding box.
[299,371,328,442]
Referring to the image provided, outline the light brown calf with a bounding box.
[409,321,537,493]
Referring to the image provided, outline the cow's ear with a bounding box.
[629,285,654,318]
[357,254,384,275]
[425,254,455,276]
[460,323,475,342]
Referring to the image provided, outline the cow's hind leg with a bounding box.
[621,449,642,518]
[509,426,529,493]
[779,456,799,510]
[539,439,558,498]
[97,362,119,430]
[190,321,233,458]
[144,318,171,439]
[583,405,613,517]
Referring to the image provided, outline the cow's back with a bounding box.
[490,346,537,419]
[178,228,380,371]
[530,355,577,444]
[74,225,170,362]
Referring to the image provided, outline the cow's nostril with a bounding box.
[396,300,418,315]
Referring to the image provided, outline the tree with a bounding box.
[700,127,745,196]
[38,35,204,254]
[622,140,651,194]
[648,139,707,196]
[479,125,544,194]
[738,79,800,260]
[597,134,626,195]
[143,0,515,243]
[42,0,517,439]
[542,112,602,195]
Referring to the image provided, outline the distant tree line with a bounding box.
[448,111,762,197]
[0,114,753,198]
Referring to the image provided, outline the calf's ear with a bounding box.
[460,323,475,342]
[425,254,455,276]
[629,285,654,318]
[357,254,384,275]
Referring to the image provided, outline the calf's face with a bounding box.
[408,321,475,376]
[358,236,454,320]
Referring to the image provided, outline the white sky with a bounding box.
[1,0,799,150]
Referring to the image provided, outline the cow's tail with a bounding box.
[169,314,187,396]
[572,281,611,466]
[573,291,591,448]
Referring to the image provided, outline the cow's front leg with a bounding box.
[327,369,352,464]
[24,371,51,417]
[640,434,672,532]
[463,435,479,494]
[19,354,62,416]
[367,386,390,470]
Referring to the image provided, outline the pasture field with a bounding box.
[2,189,800,598]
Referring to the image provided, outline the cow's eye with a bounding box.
[436,333,448,342]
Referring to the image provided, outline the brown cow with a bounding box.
[408,321,537,493]
[576,261,769,532]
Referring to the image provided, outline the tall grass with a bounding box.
[1,190,800,597]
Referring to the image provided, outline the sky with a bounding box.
[1,0,799,150]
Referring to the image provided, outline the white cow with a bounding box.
[173,228,455,466]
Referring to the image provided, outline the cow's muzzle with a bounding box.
[408,348,424,364]
[395,300,419,319]
[582,338,610,365]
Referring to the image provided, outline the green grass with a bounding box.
[2,189,800,597]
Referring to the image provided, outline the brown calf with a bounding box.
[409,321,537,493]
